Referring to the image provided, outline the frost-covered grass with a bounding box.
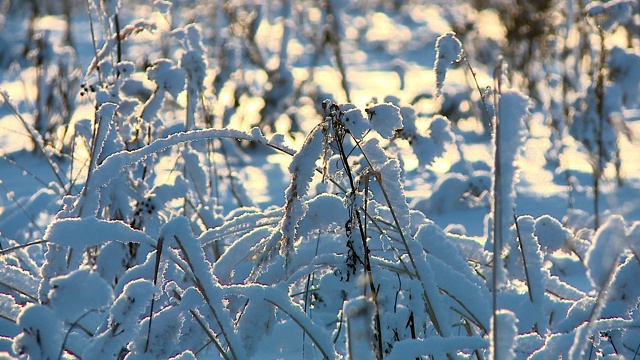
[1,0,640,359]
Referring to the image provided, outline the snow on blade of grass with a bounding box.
[404,236,452,337]
[0,259,39,300]
[426,253,491,332]
[419,221,486,289]
[0,293,20,324]
[585,215,627,289]
[199,207,282,246]
[416,223,491,331]
[345,296,375,359]
[214,226,273,283]
[3,1,640,358]
[48,268,114,322]
[141,59,186,122]
[161,216,247,360]
[89,127,275,190]
[12,304,64,359]
[237,295,276,356]
[532,317,635,359]
[175,24,207,130]
[362,137,453,338]
[493,89,531,263]
[515,215,548,335]
[91,102,118,169]
[569,216,628,359]
[361,138,411,235]
[277,124,325,266]
[386,336,489,359]
[340,105,371,139]
[496,89,531,208]
[85,19,157,76]
[366,102,402,139]
[297,193,347,238]
[84,279,155,358]
[44,217,155,249]
[129,305,184,358]
[434,32,462,97]
[489,310,518,359]
[534,215,572,252]
[606,255,640,315]
[225,283,336,359]
[170,350,196,360]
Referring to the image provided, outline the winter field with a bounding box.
[1,0,640,359]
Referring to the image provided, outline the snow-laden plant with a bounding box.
[3,93,465,359]
[27,31,80,153]
[2,3,640,360]
[568,2,635,230]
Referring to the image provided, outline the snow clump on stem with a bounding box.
[434,32,462,97]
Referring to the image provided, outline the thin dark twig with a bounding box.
[513,214,534,303]
[144,236,165,352]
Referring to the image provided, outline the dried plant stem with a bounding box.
[190,309,231,360]
[173,235,240,360]
[324,0,351,102]
[144,236,165,352]
[334,129,382,358]
[513,214,534,303]
[491,59,504,360]
[593,25,607,231]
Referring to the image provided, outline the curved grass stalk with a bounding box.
[226,284,336,359]
[0,240,47,256]
[0,92,69,190]
[189,309,231,360]
[173,234,244,360]
[372,171,447,337]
